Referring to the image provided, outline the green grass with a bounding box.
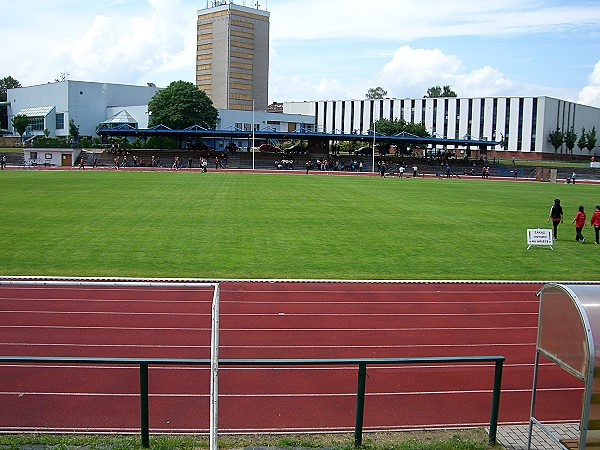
[0,430,495,449]
[0,147,23,153]
[0,170,598,280]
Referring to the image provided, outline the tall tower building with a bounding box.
[197,1,270,111]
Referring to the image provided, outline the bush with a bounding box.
[31,137,69,148]
[79,137,92,148]
[145,136,179,149]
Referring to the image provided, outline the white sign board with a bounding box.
[527,229,553,250]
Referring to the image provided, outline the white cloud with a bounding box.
[379,46,464,90]
[374,45,580,100]
[578,60,600,107]
[3,0,197,87]
[270,76,365,102]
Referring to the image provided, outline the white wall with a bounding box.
[8,81,159,138]
[288,96,600,156]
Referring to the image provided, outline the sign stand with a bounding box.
[527,228,553,250]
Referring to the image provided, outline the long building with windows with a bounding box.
[283,96,600,157]
[197,1,270,111]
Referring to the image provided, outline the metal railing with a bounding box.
[0,355,505,448]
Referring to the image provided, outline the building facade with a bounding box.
[7,80,159,139]
[5,80,315,154]
[284,96,600,157]
[197,1,270,111]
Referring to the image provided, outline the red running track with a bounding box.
[0,280,584,434]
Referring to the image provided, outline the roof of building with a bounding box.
[102,109,138,125]
[17,106,54,117]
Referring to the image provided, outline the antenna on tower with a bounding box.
[254,1,260,9]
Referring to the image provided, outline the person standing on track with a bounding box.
[548,198,563,241]
[590,205,600,244]
[572,205,587,244]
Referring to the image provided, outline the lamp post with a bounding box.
[252,99,255,170]
[372,121,376,173]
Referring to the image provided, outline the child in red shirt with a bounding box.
[590,205,600,244]
[572,205,587,244]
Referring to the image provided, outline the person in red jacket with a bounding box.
[590,205,600,245]
[572,205,587,244]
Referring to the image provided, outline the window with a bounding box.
[28,117,44,131]
[531,98,538,151]
[56,113,65,130]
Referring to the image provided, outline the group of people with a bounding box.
[275,159,295,170]
[548,198,600,244]
[171,156,211,171]
[304,159,365,173]
[78,156,98,169]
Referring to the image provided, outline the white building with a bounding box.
[6,80,160,139]
[284,96,600,157]
[5,80,315,153]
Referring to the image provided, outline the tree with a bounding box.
[147,80,218,130]
[373,118,430,154]
[586,126,597,155]
[547,127,564,154]
[11,114,29,139]
[69,119,80,143]
[424,85,457,98]
[578,127,587,153]
[564,126,577,154]
[0,76,22,129]
[365,87,388,99]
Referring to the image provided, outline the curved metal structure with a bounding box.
[528,284,600,450]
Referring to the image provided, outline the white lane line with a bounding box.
[0,325,536,331]
[0,297,539,306]
[0,297,211,304]
[0,325,210,330]
[0,387,582,397]
[1,310,211,316]
[0,310,537,318]
[0,342,533,349]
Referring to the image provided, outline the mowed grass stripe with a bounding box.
[0,170,597,280]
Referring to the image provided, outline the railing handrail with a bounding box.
[0,355,504,448]
[0,355,504,365]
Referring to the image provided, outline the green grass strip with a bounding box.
[0,431,495,449]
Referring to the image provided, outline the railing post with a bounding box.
[354,363,367,448]
[140,363,150,448]
[488,359,504,445]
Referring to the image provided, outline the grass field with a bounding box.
[0,169,598,280]
[0,430,494,450]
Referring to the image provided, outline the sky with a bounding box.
[2,0,600,106]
